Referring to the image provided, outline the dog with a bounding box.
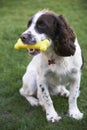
[19,10,83,123]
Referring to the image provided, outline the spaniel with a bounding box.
[19,10,83,123]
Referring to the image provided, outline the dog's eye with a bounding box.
[37,21,46,28]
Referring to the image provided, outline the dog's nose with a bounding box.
[21,34,28,40]
[20,33,31,44]
[20,34,28,43]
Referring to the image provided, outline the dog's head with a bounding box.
[21,10,76,56]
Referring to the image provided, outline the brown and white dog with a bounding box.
[19,10,83,123]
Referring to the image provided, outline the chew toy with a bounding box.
[14,38,50,52]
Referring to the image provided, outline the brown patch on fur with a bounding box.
[54,15,76,56]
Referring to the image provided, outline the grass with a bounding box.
[0,0,87,130]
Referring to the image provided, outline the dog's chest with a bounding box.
[45,59,71,85]
[43,51,71,74]
[40,53,73,85]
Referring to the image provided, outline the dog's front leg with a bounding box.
[37,76,61,123]
[68,71,83,120]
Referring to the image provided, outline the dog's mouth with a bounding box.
[27,48,40,56]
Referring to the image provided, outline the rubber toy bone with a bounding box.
[14,38,50,52]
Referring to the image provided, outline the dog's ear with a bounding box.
[54,15,76,56]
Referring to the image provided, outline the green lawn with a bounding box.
[0,0,87,130]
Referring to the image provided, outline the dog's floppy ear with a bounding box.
[54,15,76,56]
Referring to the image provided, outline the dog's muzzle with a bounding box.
[27,49,40,56]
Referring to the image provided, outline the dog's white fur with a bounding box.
[19,10,83,123]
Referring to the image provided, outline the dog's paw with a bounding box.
[46,111,61,123]
[68,109,83,120]
[58,86,69,97]
[19,88,39,106]
[29,98,39,106]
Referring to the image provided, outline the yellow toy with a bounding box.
[14,38,50,52]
